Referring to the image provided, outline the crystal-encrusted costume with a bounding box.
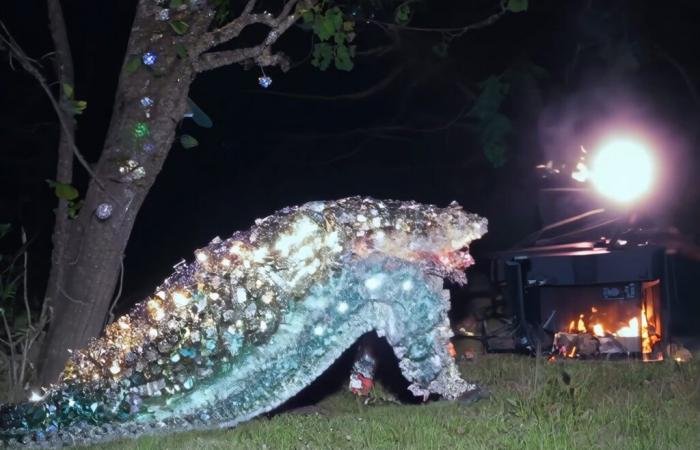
[0,197,487,447]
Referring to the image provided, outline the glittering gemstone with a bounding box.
[155,8,170,21]
[119,160,146,182]
[179,347,196,358]
[109,362,121,375]
[236,287,247,304]
[157,341,172,353]
[133,122,150,138]
[258,76,272,88]
[142,52,157,66]
[244,303,256,318]
[140,96,154,108]
[173,292,190,307]
[143,141,156,153]
[95,203,113,220]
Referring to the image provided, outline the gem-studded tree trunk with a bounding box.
[39,0,312,385]
[39,2,213,385]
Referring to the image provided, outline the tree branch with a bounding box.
[195,44,265,72]
[195,2,307,73]
[0,22,109,196]
[197,0,306,53]
[246,62,405,101]
[367,2,508,41]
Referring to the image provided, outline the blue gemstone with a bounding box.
[179,347,196,357]
[140,96,154,108]
[142,52,157,66]
[258,76,272,88]
[143,142,156,153]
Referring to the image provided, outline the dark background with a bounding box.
[1,0,700,331]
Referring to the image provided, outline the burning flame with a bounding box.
[592,323,605,337]
[616,317,640,338]
[560,304,662,360]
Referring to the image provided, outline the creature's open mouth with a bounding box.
[445,247,475,271]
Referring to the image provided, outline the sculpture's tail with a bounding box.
[0,383,128,447]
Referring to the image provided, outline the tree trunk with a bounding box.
[43,0,76,332]
[39,1,213,384]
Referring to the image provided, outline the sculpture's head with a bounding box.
[344,199,488,283]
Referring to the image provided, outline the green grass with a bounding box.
[87,354,700,450]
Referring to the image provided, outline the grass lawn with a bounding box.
[89,353,700,450]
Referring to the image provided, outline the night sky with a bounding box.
[2,1,700,327]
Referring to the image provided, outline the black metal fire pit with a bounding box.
[491,240,674,360]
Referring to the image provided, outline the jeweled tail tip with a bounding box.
[0,197,487,448]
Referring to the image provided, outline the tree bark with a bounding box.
[43,0,76,334]
[39,1,210,384]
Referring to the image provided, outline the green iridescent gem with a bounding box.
[133,122,150,139]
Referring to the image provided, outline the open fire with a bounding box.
[552,286,663,360]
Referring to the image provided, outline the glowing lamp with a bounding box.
[590,138,654,204]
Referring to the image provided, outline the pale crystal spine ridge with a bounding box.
[0,196,487,447]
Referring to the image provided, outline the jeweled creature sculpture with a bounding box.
[0,197,487,447]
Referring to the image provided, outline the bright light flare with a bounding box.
[590,138,654,203]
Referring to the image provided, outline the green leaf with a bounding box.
[186,97,213,128]
[311,43,334,70]
[46,180,79,200]
[480,113,512,167]
[0,224,10,240]
[468,76,509,120]
[124,56,141,75]
[211,0,231,24]
[326,7,343,29]
[335,44,354,71]
[180,134,199,149]
[169,20,189,35]
[175,44,189,60]
[68,199,83,219]
[507,0,528,13]
[71,100,87,115]
[394,4,412,25]
[301,10,315,24]
[334,32,346,45]
[62,83,74,99]
[169,0,184,8]
[313,17,336,41]
[313,7,343,41]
